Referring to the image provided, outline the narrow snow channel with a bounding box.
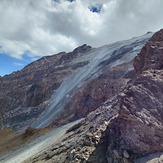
[0,119,83,163]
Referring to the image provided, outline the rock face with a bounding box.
[23,29,163,163]
[0,44,92,130]
[133,29,163,73]
[0,33,152,130]
[49,63,132,127]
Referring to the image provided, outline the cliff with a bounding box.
[0,33,152,130]
[22,29,163,163]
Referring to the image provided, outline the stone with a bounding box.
[46,151,54,159]
[123,150,129,158]
[123,158,131,163]
[69,149,76,161]
[133,28,163,74]
[113,150,122,159]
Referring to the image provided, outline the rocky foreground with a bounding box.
[23,30,163,163]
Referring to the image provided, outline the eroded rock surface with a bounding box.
[133,29,163,73]
[0,33,151,130]
[0,45,92,130]
[24,29,163,163]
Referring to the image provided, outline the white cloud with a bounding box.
[13,62,24,66]
[0,0,163,59]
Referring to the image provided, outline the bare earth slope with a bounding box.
[0,119,83,163]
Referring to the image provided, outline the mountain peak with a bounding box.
[72,44,92,54]
[133,29,163,74]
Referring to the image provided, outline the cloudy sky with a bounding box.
[0,0,163,76]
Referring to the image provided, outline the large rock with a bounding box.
[133,29,163,73]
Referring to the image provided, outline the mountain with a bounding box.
[18,29,163,163]
[0,29,163,163]
[0,32,152,130]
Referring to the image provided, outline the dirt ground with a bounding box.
[0,127,51,155]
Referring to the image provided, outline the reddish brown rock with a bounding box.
[0,45,92,130]
[133,29,163,74]
[0,33,151,130]
[48,62,133,127]
[27,29,163,163]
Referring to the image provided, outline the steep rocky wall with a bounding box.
[0,45,92,130]
[24,29,163,163]
[0,33,152,130]
[49,62,132,127]
[133,29,163,73]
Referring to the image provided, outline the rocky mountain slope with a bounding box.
[0,29,163,163]
[18,29,163,163]
[0,32,153,130]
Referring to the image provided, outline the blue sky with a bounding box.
[0,0,163,76]
[89,4,102,13]
[0,53,39,76]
